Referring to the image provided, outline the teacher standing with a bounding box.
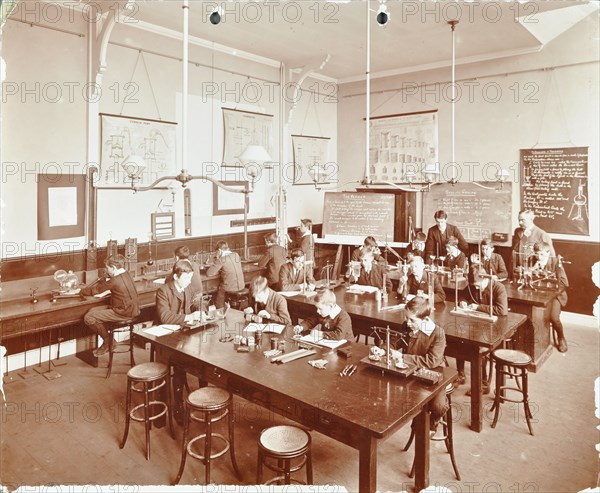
[424,210,468,263]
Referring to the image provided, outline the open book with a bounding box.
[243,323,286,334]
[299,330,347,349]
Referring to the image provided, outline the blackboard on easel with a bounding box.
[520,147,589,236]
[322,192,395,244]
[422,182,513,245]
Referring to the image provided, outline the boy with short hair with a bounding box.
[207,241,245,308]
[257,232,288,289]
[296,289,353,341]
[82,254,140,356]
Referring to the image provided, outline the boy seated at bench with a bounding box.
[295,289,353,341]
[82,254,140,356]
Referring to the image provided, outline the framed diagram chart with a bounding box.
[222,108,274,168]
[369,110,438,183]
[292,135,331,185]
[98,113,177,187]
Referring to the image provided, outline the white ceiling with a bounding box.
[118,1,596,82]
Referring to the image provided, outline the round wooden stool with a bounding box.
[120,362,175,460]
[105,317,138,379]
[490,349,534,436]
[226,289,249,310]
[174,387,242,485]
[257,425,313,485]
[405,383,460,481]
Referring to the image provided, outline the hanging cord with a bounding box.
[300,89,324,137]
[120,51,162,120]
[532,69,575,148]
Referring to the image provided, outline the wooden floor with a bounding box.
[1,321,598,492]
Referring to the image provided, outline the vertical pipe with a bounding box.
[182,0,189,172]
[365,0,371,182]
[449,20,458,182]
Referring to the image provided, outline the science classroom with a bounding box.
[0,1,598,493]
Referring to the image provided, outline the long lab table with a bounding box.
[0,263,265,355]
[136,309,457,493]
[285,286,528,433]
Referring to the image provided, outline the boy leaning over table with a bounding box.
[295,289,353,341]
[81,254,140,356]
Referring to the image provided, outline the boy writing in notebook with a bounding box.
[82,254,140,356]
[156,259,203,325]
[295,289,353,341]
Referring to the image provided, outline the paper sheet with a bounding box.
[346,284,380,294]
[153,278,166,284]
[243,323,286,334]
[143,324,180,337]
[48,187,77,227]
[278,291,302,297]
[93,290,111,298]
[299,330,347,349]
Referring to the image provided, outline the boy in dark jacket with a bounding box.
[82,254,140,356]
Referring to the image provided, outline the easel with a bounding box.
[315,236,408,285]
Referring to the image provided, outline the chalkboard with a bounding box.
[322,192,395,244]
[422,182,513,245]
[520,147,589,236]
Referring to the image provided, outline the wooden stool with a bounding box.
[174,387,242,485]
[226,289,249,310]
[257,425,313,485]
[120,362,175,459]
[105,318,138,379]
[404,383,460,481]
[490,349,534,436]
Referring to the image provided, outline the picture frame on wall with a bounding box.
[37,173,86,240]
[213,181,248,216]
[291,135,331,185]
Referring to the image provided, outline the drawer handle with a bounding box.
[212,368,221,378]
[319,415,332,426]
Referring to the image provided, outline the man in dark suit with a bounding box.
[257,232,288,289]
[82,254,140,356]
[511,209,555,274]
[156,260,202,325]
[424,210,468,264]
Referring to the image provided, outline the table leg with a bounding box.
[358,436,377,493]
[414,410,430,492]
[470,354,483,432]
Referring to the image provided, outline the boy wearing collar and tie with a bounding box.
[296,289,353,341]
[532,242,569,352]
[444,236,467,270]
[473,238,508,281]
[348,250,393,293]
[156,259,202,326]
[395,296,448,430]
[397,256,446,304]
[278,248,315,292]
[248,276,291,325]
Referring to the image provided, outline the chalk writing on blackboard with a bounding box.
[322,192,395,243]
[422,182,512,245]
[520,147,589,236]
